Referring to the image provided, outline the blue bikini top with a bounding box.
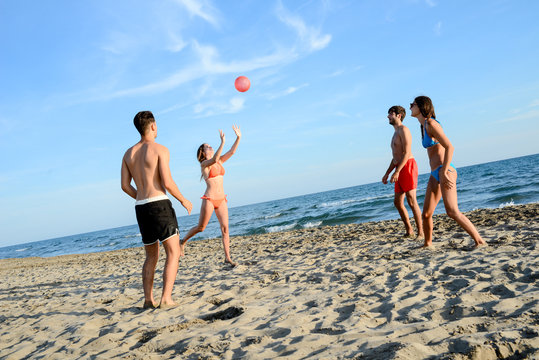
[422,118,440,148]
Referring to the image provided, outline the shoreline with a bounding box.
[1,203,538,359]
[3,201,538,261]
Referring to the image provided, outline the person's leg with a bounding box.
[405,189,424,238]
[180,200,214,256]
[422,177,442,247]
[214,201,236,266]
[160,234,180,307]
[440,169,486,247]
[394,192,414,236]
[142,242,159,308]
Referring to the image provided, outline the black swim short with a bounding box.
[135,198,179,245]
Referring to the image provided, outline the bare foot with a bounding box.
[179,239,187,257]
[419,241,434,249]
[473,241,488,249]
[415,233,425,240]
[143,301,157,309]
[225,259,237,267]
[159,301,179,309]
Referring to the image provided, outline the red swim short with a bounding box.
[395,158,418,193]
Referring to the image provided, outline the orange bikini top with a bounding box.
[208,162,225,178]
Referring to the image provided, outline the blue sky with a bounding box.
[1,0,538,247]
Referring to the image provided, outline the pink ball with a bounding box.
[234,76,250,92]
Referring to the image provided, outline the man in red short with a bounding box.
[382,105,424,239]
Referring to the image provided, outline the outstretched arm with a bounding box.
[200,130,226,168]
[158,146,193,214]
[221,125,241,163]
[121,157,137,199]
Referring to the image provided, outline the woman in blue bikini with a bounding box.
[410,96,486,248]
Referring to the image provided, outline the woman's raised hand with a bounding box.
[219,129,225,143]
[232,124,241,138]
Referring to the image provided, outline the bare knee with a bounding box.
[196,224,207,233]
[220,225,229,236]
[422,211,433,221]
[167,248,180,261]
[405,195,417,207]
[164,244,180,261]
[446,208,461,220]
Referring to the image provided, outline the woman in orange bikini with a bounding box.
[180,125,241,266]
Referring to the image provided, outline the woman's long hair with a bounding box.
[415,96,436,141]
[197,144,206,163]
[197,144,206,181]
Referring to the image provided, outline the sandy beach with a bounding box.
[1,203,537,359]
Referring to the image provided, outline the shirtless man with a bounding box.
[382,105,424,239]
[121,111,192,309]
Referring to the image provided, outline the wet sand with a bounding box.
[1,203,538,359]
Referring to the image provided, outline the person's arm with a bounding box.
[121,156,137,199]
[200,130,225,168]
[390,127,412,183]
[382,160,396,184]
[428,119,455,189]
[220,125,241,163]
[158,146,193,214]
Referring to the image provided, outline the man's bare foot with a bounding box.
[159,300,178,309]
[419,241,434,249]
[143,301,157,309]
[415,233,425,240]
[403,232,414,238]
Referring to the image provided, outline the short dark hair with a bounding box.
[388,105,406,120]
[133,111,155,135]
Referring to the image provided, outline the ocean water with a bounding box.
[1,154,538,259]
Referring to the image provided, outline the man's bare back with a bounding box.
[123,141,168,201]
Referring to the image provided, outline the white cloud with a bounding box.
[93,40,294,101]
[267,83,309,99]
[193,97,245,117]
[425,0,437,7]
[335,111,351,118]
[175,0,220,27]
[62,3,331,105]
[326,66,363,78]
[101,31,138,55]
[496,109,539,123]
[276,2,332,52]
[166,31,187,53]
[434,21,442,36]
[328,69,345,77]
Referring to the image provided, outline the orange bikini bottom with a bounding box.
[201,195,227,209]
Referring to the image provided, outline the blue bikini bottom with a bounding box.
[431,163,456,182]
